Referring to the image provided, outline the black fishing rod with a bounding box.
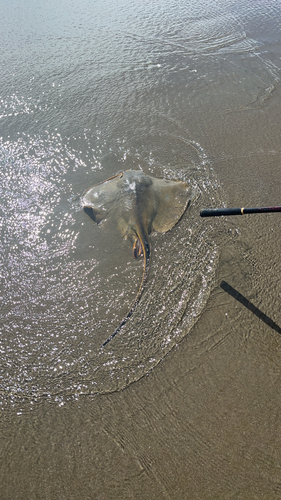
[200,206,281,217]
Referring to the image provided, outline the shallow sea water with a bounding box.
[1,1,281,498]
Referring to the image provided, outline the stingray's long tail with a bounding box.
[101,225,150,348]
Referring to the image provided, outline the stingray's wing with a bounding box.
[151,178,190,233]
[81,172,123,225]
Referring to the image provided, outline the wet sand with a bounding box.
[2,87,281,500]
[1,1,281,498]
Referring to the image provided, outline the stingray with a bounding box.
[81,169,190,347]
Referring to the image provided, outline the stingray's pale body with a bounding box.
[81,169,190,346]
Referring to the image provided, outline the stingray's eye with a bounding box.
[120,173,124,178]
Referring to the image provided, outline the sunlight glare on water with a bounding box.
[0,124,223,402]
[0,0,280,404]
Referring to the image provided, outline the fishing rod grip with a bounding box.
[200,207,243,217]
